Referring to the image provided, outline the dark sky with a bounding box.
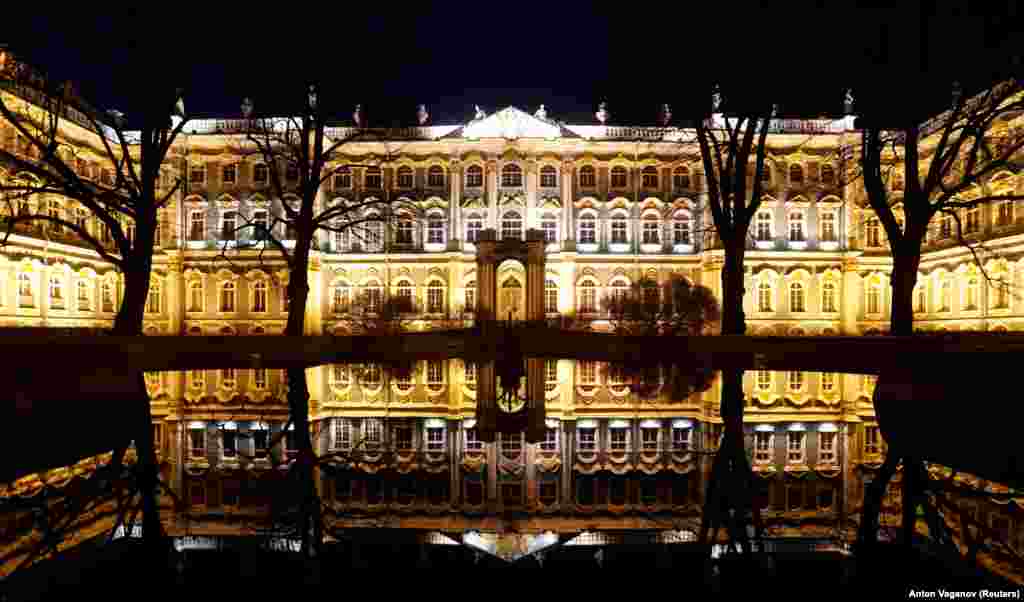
[4,2,1021,127]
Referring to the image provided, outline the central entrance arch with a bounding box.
[473,228,547,445]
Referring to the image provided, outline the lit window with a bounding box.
[220,281,236,312]
[864,425,882,457]
[465,428,482,451]
[397,166,413,188]
[788,211,805,242]
[610,427,628,451]
[427,215,444,244]
[427,282,444,314]
[822,281,837,313]
[996,201,1013,226]
[789,164,803,184]
[364,167,381,189]
[789,282,805,312]
[427,165,445,187]
[611,166,627,188]
[363,419,382,448]
[253,368,266,390]
[540,166,557,188]
[545,359,558,391]
[641,427,659,451]
[578,427,596,451]
[464,283,476,314]
[821,164,835,185]
[821,372,835,393]
[189,370,205,390]
[465,165,483,187]
[866,218,881,247]
[965,207,980,234]
[466,214,482,243]
[672,427,691,451]
[673,167,690,189]
[541,427,558,451]
[866,283,881,314]
[756,370,772,391]
[642,215,660,244]
[754,432,773,464]
[541,214,557,243]
[579,214,596,244]
[819,431,836,464]
[333,166,351,189]
[939,214,953,239]
[331,283,349,314]
[331,364,349,386]
[253,164,268,185]
[501,164,522,187]
[252,281,267,313]
[395,366,413,392]
[641,166,658,188]
[396,280,414,312]
[673,213,691,245]
[188,281,203,312]
[221,369,236,389]
[362,363,382,387]
[757,282,773,313]
[146,283,160,314]
[101,281,113,312]
[579,360,597,385]
[76,280,91,311]
[189,426,206,458]
[189,211,205,242]
[426,427,445,451]
[965,277,979,310]
[787,432,805,464]
[820,212,836,242]
[222,164,236,185]
[579,165,596,187]
[333,419,352,450]
[579,281,597,313]
[787,371,804,392]
[992,278,1010,309]
[756,211,772,241]
[544,280,558,314]
[396,216,414,244]
[611,215,628,244]
[221,211,237,241]
[501,211,522,240]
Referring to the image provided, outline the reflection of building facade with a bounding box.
[1,62,1023,574]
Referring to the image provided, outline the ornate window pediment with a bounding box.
[462,107,562,140]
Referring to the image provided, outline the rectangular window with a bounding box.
[285,165,299,182]
[578,428,596,452]
[427,218,444,244]
[820,213,836,242]
[284,429,298,461]
[189,427,206,458]
[542,218,557,243]
[641,428,659,451]
[672,427,691,451]
[864,426,881,457]
[756,212,772,241]
[427,360,444,386]
[642,220,659,244]
[395,426,413,451]
[611,219,627,244]
[190,165,205,184]
[364,168,381,189]
[819,431,837,464]
[253,164,268,185]
[189,211,205,241]
[253,368,266,390]
[427,286,444,314]
[333,168,351,190]
[363,420,382,448]
[333,419,352,450]
[545,286,557,314]
[708,424,723,450]
[502,433,522,456]
[221,211,237,241]
[610,428,628,451]
[465,428,482,452]
[580,219,596,244]
[426,427,445,452]
[252,211,268,240]
[579,361,597,384]
[189,370,205,390]
[252,429,268,459]
[787,432,805,464]
[754,432,773,464]
[821,372,835,393]
[541,427,558,451]
[673,218,691,245]
[222,428,237,459]
[222,165,236,185]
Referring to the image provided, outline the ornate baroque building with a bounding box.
[2,53,1023,570]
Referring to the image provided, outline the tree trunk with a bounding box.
[889,248,921,336]
[857,451,899,550]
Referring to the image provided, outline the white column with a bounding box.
[449,162,462,251]
[487,162,499,230]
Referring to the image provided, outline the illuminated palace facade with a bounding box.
[2,74,1024,564]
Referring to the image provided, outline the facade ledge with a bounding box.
[755,241,775,250]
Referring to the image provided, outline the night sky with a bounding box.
[3,3,1021,127]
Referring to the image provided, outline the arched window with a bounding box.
[466,213,483,243]
[427,281,445,314]
[332,166,351,189]
[940,280,952,312]
[866,282,882,315]
[364,281,383,314]
[757,282,773,312]
[822,281,837,313]
[501,164,522,187]
[541,213,558,244]
[673,167,690,189]
[992,276,1010,309]
[252,280,268,313]
[545,279,558,314]
[188,281,203,312]
[332,224,349,252]
[673,211,691,245]
[965,277,980,310]
[397,166,413,188]
[579,213,597,244]
[787,371,804,392]
[395,279,414,312]
[642,214,660,244]
[466,165,483,187]
[608,278,629,310]
[76,280,91,311]
[790,282,805,312]
[788,211,805,242]
[611,166,628,188]
[49,275,64,308]
[101,280,113,312]
[821,164,835,185]
[427,213,445,245]
[146,283,161,314]
[865,218,881,247]
[364,167,382,189]
[220,281,236,312]
[756,211,772,242]
[579,280,597,314]
[756,370,772,391]
[396,214,414,245]
[820,212,837,242]
[610,213,628,244]
[501,211,522,240]
[427,165,445,187]
[641,166,659,188]
[464,281,476,314]
[540,166,557,188]
[914,283,927,313]
[579,165,596,188]
[331,282,350,314]
[789,164,803,184]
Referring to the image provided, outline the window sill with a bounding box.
[819,241,840,251]
[577,243,599,253]
[640,243,662,253]
[186,241,207,250]
[672,243,695,253]
[424,242,446,253]
[608,242,630,253]
[788,241,808,250]
[754,241,774,250]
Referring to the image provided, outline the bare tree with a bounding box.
[0,51,187,558]
[856,78,1024,550]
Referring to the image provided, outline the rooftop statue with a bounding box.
[416,104,429,125]
[534,104,547,120]
[595,101,609,125]
[474,105,487,120]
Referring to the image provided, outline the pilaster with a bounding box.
[561,161,575,251]
[841,255,860,335]
[486,161,499,231]
[448,161,462,251]
[166,251,184,335]
[525,161,538,230]
[561,419,575,509]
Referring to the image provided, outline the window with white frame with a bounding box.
[18,272,32,303]
[540,166,557,188]
[48,275,63,308]
[866,218,881,247]
[641,427,659,451]
[501,164,523,187]
[611,214,628,244]
[363,419,382,448]
[221,369,236,389]
[545,359,558,391]
[541,426,558,451]
[252,280,267,313]
[463,360,476,385]
[426,426,445,451]
[220,281,236,312]
[189,211,205,241]
[146,283,160,314]
[610,426,629,451]
[579,360,597,385]
[866,282,881,314]
[427,282,444,314]
[821,372,835,393]
[579,214,596,244]
[864,425,881,456]
[578,427,596,451]
[754,432,773,464]
[579,165,596,187]
[427,215,444,244]
[757,281,773,312]
[76,280,91,311]
[756,211,772,241]
[465,165,483,187]
[642,215,660,244]
[789,282,805,312]
[466,214,482,243]
[253,368,267,390]
[502,433,522,457]
[189,425,206,458]
[541,214,557,243]
[787,431,805,464]
[465,427,482,451]
[787,371,804,392]
[426,360,444,390]
[673,212,691,244]
[819,431,837,464]
[578,280,597,313]
[331,364,350,386]
[672,426,691,451]
[501,211,522,240]
[965,277,980,310]
[822,281,837,313]
[333,419,352,450]
[610,166,628,188]
[221,211,237,241]
[820,212,837,242]
[992,276,1010,309]
[756,370,772,391]
[641,166,658,188]
[788,211,805,242]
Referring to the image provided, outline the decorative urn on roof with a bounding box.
[595,101,609,125]
[658,103,672,126]
[353,104,365,127]
[416,104,429,125]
